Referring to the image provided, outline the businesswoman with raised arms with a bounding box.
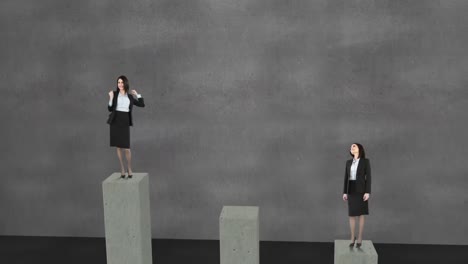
[342,143,371,248]
[107,75,145,179]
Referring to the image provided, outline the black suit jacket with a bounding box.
[107,91,145,126]
[343,158,371,194]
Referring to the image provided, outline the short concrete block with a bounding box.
[334,240,378,264]
[102,173,153,264]
[220,206,259,264]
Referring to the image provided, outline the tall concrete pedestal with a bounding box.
[102,173,153,264]
[334,240,378,264]
[220,206,259,264]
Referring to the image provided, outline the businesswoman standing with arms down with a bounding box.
[107,75,145,179]
[343,143,371,248]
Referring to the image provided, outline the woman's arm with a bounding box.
[130,90,145,107]
[365,159,371,194]
[343,161,349,194]
[133,96,145,107]
[108,91,114,112]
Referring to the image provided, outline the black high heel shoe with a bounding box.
[356,239,362,248]
[127,170,133,179]
[349,237,356,247]
[120,172,126,179]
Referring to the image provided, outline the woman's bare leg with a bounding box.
[357,215,365,243]
[116,148,125,174]
[124,148,132,175]
[349,216,356,241]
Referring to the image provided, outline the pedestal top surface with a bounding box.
[220,206,259,220]
[103,173,149,184]
[334,240,377,255]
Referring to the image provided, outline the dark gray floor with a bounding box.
[0,236,466,264]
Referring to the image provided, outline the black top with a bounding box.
[343,158,371,194]
[107,91,145,126]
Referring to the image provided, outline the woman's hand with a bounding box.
[343,194,348,201]
[363,193,370,201]
[109,91,114,98]
[131,89,138,96]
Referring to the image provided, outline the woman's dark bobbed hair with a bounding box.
[349,143,366,159]
[116,75,130,93]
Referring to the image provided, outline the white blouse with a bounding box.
[109,93,142,112]
[349,158,360,181]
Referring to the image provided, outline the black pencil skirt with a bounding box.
[347,181,369,216]
[110,111,130,149]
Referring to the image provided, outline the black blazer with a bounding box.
[343,158,371,194]
[107,91,145,126]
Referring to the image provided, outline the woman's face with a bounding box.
[117,79,125,90]
[350,144,359,156]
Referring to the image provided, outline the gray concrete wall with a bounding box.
[1,0,467,244]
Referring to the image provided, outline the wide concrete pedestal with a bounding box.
[102,173,153,264]
[220,206,259,264]
[334,240,378,264]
